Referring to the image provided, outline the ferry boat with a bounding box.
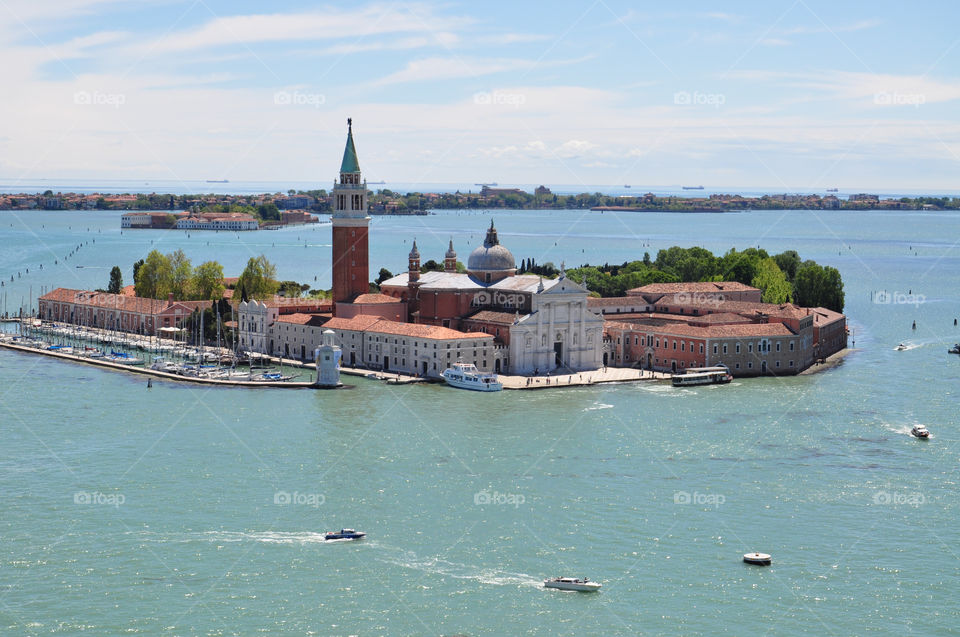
[544,577,601,592]
[682,185,704,190]
[442,361,503,392]
[324,528,366,540]
[671,366,733,387]
[911,425,930,439]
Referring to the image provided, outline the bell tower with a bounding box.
[331,118,370,311]
[444,238,457,272]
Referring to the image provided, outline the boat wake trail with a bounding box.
[584,402,614,411]
[191,531,331,545]
[377,551,542,588]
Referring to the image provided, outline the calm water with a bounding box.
[1,207,959,635]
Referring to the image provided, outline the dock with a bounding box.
[0,339,323,388]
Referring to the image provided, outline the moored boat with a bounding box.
[544,577,601,592]
[442,361,502,392]
[948,344,960,354]
[671,366,733,387]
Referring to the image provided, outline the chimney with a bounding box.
[168,293,174,306]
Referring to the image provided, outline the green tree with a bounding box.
[132,259,145,283]
[375,268,393,285]
[773,250,801,282]
[107,266,124,294]
[134,250,173,299]
[751,258,792,304]
[191,261,225,300]
[169,249,193,300]
[278,280,304,298]
[793,263,844,312]
[235,255,278,301]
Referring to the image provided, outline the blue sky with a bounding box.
[2,0,960,190]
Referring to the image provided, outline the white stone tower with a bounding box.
[315,329,342,387]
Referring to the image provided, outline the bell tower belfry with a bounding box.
[331,118,370,311]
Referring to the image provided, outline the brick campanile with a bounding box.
[331,118,370,312]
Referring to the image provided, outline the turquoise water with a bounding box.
[1,208,959,635]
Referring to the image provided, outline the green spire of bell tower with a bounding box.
[340,117,360,174]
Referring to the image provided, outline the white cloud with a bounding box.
[136,4,472,54]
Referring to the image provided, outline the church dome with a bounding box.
[467,221,515,273]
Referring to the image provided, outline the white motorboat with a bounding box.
[442,361,502,392]
[911,425,930,439]
[543,577,601,592]
[895,343,908,351]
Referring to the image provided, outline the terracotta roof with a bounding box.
[587,296,650,307]
[368,320,491,341]
[628,281,759,295]
[650,322,795,339]
[276,312,326,326]
[322,315,386,332]
[353,293,402,304]
[688,312,753,325]
[811,307,845,325]
[463,310,519,325]
[323,315,492,341]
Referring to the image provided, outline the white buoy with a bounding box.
[743,552,771,566]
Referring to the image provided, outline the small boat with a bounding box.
[911,425,930,439]
[948,344,960,354]
[544,577,601,592]
[671,366,733,387]
[324,528,365,540]
[743,552,772,566]
[442,361,502,392]
[896,343,908,351]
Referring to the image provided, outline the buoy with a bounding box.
[912,321,917,330]
[743,552,771,566]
